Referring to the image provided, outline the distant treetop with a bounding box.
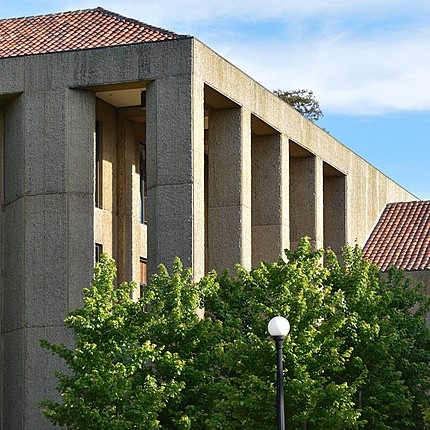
[274,89,323,122]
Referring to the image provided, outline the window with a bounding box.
[139,257,147,297]
[95,243,103,263]
[95,121,102,208]
[139,143,147,223]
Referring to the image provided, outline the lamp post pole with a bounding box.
[274,335,286,430]
[268,316,290,430]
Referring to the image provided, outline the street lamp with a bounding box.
[268,316,290,430]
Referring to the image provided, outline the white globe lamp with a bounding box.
[268,316,290,430]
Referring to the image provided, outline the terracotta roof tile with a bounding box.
[0,7,187,58]
[363,200,430,271]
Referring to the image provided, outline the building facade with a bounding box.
[0,8,417,429]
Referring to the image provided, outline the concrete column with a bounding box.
[2,89,94,430]
[66,89,96,309]
[289,154,324,250]
[94,99,118,264]
[116,116,146,292]
[251,133,289,266]
[207,107,252,272]
[146,76,205,278]
[116,116,134,283]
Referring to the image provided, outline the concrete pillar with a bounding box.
[2,89,95,430]
[93,99,119,265]
[116,116,134,282]
[289,154,324,250]
[146,76,205,278]
[251,133,289,266]
[323,167,346,255]
[116,115,146,293]
[207,107,252,272]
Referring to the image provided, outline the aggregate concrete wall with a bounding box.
[1,87,95,429]
[207,107,252,272]
[194,39,416,252]
[0,39,169,428]
[146,73,205,278]
[0,33,420,429]
[117,111,147,286]
[251,133,288,266]
[289,155,323,250]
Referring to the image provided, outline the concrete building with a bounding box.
[0,7,417,429]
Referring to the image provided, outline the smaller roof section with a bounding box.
[363,200,430,272]
[0,7,187,59]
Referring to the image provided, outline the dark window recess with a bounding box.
[95,121,102,208]
[139,257,147,297]
[140,143,147,223]
[95,243,103,263]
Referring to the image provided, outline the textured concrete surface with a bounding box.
[194,37,415,248]
[1,69,95,428]
[0,33,420,429]
[289,155,320,250]
[207,107,252,272]
[146,73,205,278]
[251,133,288,266]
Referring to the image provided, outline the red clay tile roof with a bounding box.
[363,200,430,272]
[0,7,187,58]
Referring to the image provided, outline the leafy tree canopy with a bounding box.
[274,89,323,122]
[41,238,430,429]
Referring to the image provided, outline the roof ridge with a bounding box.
[94,7,187,38]
[386,199,429,207]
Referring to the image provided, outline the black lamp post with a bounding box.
[268,316,290,430]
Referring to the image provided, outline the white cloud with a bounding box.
[93,0,430,25]
[84,0,430,115]
[213,26,430,115]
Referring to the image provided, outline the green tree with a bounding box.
[40,256,189,429]
[274,89,323,122]
[41,239,430,429]
[149,241,359,429]
[326,248,430,429]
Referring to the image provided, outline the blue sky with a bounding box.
[2,1,429,199]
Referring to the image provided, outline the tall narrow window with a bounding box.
[139,257,147,297]
[95,243,103,263]
[139,143,147,223]
[95,121,102,208]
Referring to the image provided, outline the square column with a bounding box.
[289,150,324,250]
[207,107,252,272]
[251,132,289,266]
[146,77,205,278]
[116,115,136,283]
[2,89,95,430]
